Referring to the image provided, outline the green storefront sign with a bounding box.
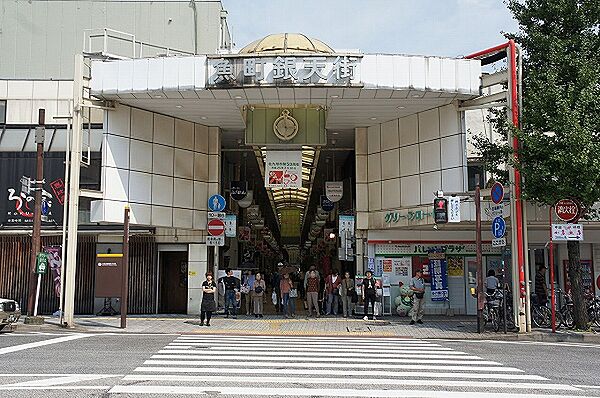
[35,252,48,274]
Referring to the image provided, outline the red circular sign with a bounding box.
[207,219,225,236]
[555,199,580,222]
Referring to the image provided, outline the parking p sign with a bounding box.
[491,216,506,239]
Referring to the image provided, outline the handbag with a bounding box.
[254,285,263,294]
[415,292,425,299]
[289,288,298,298]
[240,284,250,294]
[272,291,278,305]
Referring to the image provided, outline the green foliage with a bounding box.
[473,0,600,212]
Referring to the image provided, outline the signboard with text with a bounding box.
[428,252,449,301]
[265,151,302,188]
[552,224,583,241]
[207,55,362,88]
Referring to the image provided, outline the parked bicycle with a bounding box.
[586,294,600,329]
[483,289,514,332]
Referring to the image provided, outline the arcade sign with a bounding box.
[207,55,363,88]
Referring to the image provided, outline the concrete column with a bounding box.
[188,243,208,315]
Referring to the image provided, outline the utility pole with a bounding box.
[475,178,484,333]
[25,109,46,323]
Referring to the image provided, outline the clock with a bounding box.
[273,109,299,141]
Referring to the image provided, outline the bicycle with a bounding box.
[586,294,600,329]
[530,293,552,328]
[555,288,575,330]
[483,290,502,332]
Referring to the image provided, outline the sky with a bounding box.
[222,0,519,57]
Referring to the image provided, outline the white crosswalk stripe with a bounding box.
[109,334,592,397]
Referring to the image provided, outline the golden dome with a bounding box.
[239,33,334,54]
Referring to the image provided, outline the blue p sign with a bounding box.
[492,216,506,239]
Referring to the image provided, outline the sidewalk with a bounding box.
[12,314,600,343]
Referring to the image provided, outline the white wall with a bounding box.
[356,103,467,231]
[90,104,220,231]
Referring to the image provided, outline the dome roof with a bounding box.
[239,33,334,54]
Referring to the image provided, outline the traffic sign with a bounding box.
[35,252,48,274]
[552,223,583,241]
[555,199,580,222]
[207,218,225,236]
[491,216,506,239]
[491,182,504,204]
[208,211,226,220]
[492,238,507,247]
[208,194,226,212]
[206,236,225,246]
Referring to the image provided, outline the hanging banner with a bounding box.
[224,214,237,237]
[325,181,343,202]
[320,195,334,212]
[265,151,302,188]
[448,196,461,223]
[230,181,248,201]
[428,251,449,301]
[43,246,62,297]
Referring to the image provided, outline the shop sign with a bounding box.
[375,242,502,256]
[238,226,251,242]
[428,251,449,301]
[325,181,343,202]
[320,195,334,212]
[43,246,62,297]
[384,209,434,224]
[207,55,362,88]
[230,181,248,201]
[555,199,580,222]
[264,151,302,188]
[552,224,583,241]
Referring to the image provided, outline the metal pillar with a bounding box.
[63,55,85,328]
[120,206,130,329]
[475,181,484,333]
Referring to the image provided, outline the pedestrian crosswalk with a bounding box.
[108,334,593,397]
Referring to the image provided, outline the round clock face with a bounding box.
[273,110,299,141]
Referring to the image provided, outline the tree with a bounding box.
[474,0,600,329]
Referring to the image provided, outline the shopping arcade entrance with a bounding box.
[86,32,483,317]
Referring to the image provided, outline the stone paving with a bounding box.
[13,313,598,343]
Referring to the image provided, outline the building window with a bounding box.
[467,164,485,191]
[0,100,6,124]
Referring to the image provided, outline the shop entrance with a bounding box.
[158,251,188,313]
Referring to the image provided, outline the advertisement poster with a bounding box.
[0,153,66,226]
[238,226,251,242]
[393,258,410,277]
[383,259,393,273]
[428,253,449,301]
[264,151,302,188]
[43,246,62,297]
[563,260,595,295]
[447,257,464,277]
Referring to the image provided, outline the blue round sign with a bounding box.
[208,194,226,212]
[320,195,334,212]
[491,216,506,239]
[491,182,504,205]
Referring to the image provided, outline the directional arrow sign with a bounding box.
[207,218,225,237]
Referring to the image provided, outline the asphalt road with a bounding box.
[0,331,599,398]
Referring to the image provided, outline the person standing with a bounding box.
[200,272,217,327]
[306,270,320,317]
[409,269,425,325]
[325,270,342,316]
[253,272,266,318]
[280,273,295,318]
[271,269,282,313]
[242,270,255,316]
[535,265,548,305]
[362,270,377,321]
[340,271,355,318]
[223,269,240,318]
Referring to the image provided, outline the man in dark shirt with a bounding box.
[362,270,377,321]
[223,269,240,318]
[535,265,548,305]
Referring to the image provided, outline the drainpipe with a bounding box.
[189,0,198,54]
